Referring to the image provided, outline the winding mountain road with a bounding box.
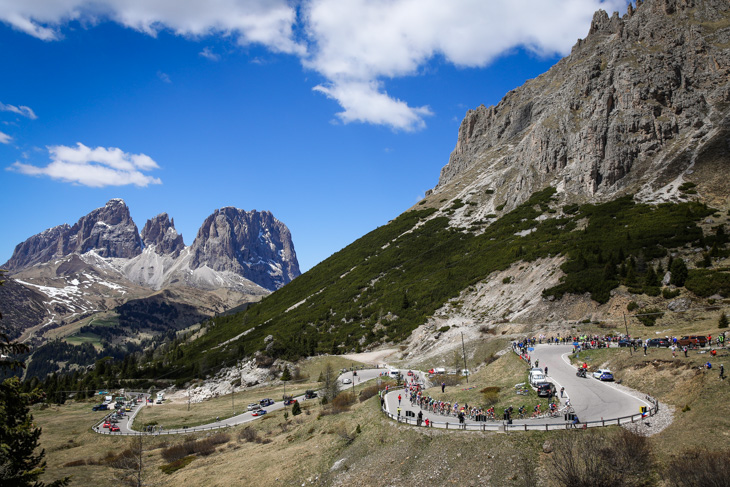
[94,344,652,435]
[383,344,652,428]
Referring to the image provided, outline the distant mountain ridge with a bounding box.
[0,200,300,343]
[3,199,300,293]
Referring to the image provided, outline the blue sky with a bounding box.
[0,0,626,272]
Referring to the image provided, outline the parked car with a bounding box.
[102,421,111,429]
[647,338,670,348]
[252,409,267,417]
[92,404,108,411]
[110,425,120,432]
[529,371,546,386]
[305,390,317,399]
[247,403,261,411]
[342,378,352,384]
[536,382,557,397]
[678,335,707,348]
[259,398,274,407]
[593,369,614,381]
[282,395,295,406]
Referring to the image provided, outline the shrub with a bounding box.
[626,301,639,312]
[331,392,355,413]
[636,308,663,326]
[160,456,195,475]
[292,400,302,416]
[502,276,513,284]
[719,313,729,329]
[667,447,729,487]
[358,385,379,403]
[437,326,451,333]
[208,432,230,445]
[62,459,86,468]
[238,427,259,443]
[685,269,730,297]
[549,428,651,487]
[161,444,188,463]
[662,288,681,299]
[481,386,500,406]
[670,258,688,287]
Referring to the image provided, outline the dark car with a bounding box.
[305,390,317,399]
[536,382,557,397]
[92,404,108,411]
[259,398,274,407]
[647,338,670,348]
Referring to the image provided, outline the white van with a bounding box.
[389,368,399,377]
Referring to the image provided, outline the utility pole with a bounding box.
[461,332,469,384]
[623,312,632,356]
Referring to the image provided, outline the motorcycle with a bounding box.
[576,368,587,378]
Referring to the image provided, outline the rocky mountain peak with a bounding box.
[141,213,185,257]
[3,199,142,271]
[189,207,300,291]
[432,0,730,214]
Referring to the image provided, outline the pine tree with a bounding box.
[0,380,70,487]
[720,313,729,329]
[291,400,302,416]
[280,366,292,381]
[670,258,688,287]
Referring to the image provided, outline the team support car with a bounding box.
[647,338,670,348]
[110,425,120,432]
[536,382,557,397]
[342,378,352,384]
[259,398,274,407]
[102,421,111,428]
[252,409,267,417]
[247,403,261,411]
[92,404,108,411]
[592,369,614,381]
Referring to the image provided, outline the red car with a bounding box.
[102,421,111,428]
[110,425,120,432]
[252,409,267,417]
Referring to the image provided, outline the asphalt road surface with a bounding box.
[383,344,651,427]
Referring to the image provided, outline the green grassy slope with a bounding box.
[149,189,726,381]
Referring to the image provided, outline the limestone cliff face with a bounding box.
[434,0,730,211]
[3,199,142,271]
[189,207,300,291]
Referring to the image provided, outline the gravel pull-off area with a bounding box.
[611,381,675,436]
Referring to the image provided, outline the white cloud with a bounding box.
[0,0,626,131]
[8,142,162,188]
[157,71,171,83]
[199,47,220,61]
[302,0,626,131]
[0,0,304,54]
[0,101,38,119]
[314,80,432,131]
[0,130,12,144]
